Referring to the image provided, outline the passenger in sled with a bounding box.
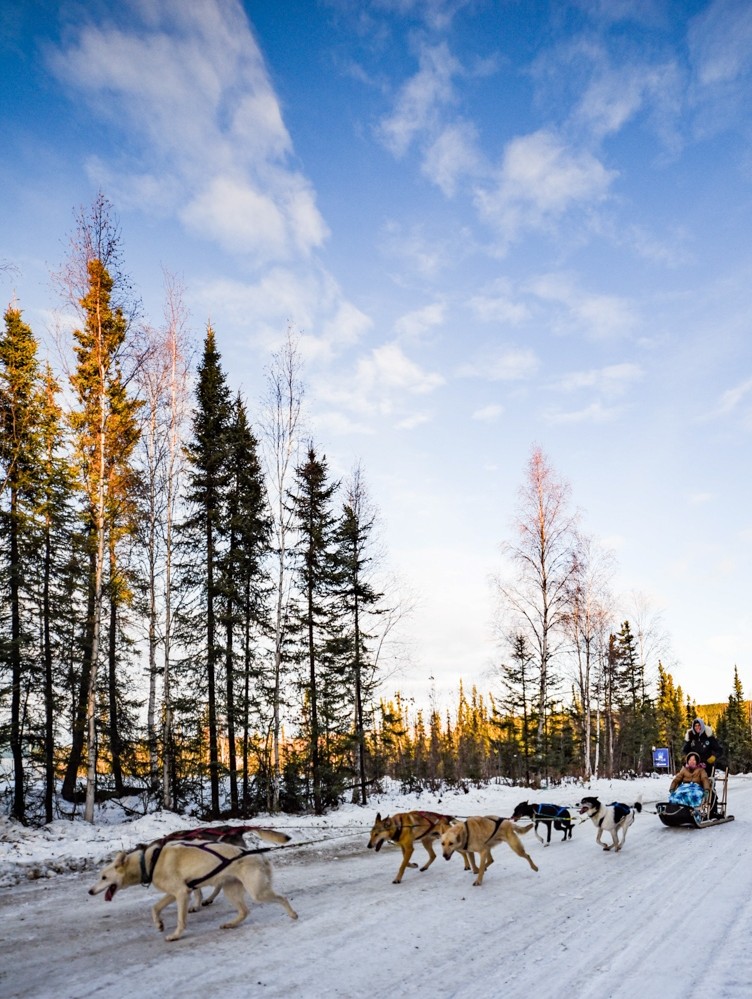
[682,717,723,775]
[668,751,711,815]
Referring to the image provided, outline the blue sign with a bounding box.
[652,747,670,769]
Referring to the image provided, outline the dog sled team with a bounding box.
[88,716,732,941]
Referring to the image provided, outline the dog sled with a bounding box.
[656,767,735,829]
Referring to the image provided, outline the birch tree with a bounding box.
[496,446,580,769]
[59,195,141,820]
[260,328,304,811]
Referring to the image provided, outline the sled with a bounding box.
[656,767,735,829]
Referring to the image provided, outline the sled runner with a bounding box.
[656,767,735,829]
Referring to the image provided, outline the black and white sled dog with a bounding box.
[511,801,574,845]
[578,796,642,852]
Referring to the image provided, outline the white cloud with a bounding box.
[472,403,504,422]
[377,42,461,158]
[314,342,444,429]
[689,0,752,86]
[544,401,624,424]
[475,129,616,243]
[422,120,482,195]
[394,301,446,341]
[180,176,288,256]
[526,272,635,340]
[48,0,328,263]
[459,346,539,381]
[468,280,531,325]
[553,362,643,396]
[717,376,752,414]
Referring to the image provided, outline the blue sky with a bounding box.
[2,0,752,707]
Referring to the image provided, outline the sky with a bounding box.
[1,0,752,708]
[3,774,752,997]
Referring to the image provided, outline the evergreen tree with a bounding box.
[655,662,685,770]
[181,324,232,817]
[288,444,340,813]
[716,668,752,772]
[497,635,537,784]
[0,305,45,821]
[34,364,82,822]
[331,465,384,805]
[220,393,271,814]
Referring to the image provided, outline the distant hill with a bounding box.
[695,701,752,730]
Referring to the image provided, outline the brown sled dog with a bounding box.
[441,815,538,886]
[368,810,477,884]
[89,829,297,941]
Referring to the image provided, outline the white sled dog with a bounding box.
[89,829,297,941]
[578,796,642,852]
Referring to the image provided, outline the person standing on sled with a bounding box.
[682,717,723,773]
[668,751,711,810]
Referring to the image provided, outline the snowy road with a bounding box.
[1,775,751,999]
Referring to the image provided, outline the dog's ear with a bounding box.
[375,812,381,822]
[114,851,127,865]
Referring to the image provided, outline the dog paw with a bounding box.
[165,932,182,942]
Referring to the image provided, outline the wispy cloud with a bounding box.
[552,362,643,396]
[544,401,625,424]
[314,342,445,430]
[688,0,752,87]
[468,279,531,325]
[48,0,328,263]
[458,345,539,381]
[377,41,461,158]
[526,271,636,341]
[475,129,616,245]
[394,301,446,341]
[472,403,503,422]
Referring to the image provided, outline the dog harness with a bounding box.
[598,802,630,827]
[136,840,273,889]
[139,844,164,885]
[535,804,571,821]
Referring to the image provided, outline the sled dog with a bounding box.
[578,796,642,852]
[153,825,275,910]
[440,815,538,886]
[510,801,574,845]
[367,810,477,884]
[89,830,297,941]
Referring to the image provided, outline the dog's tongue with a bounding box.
[105,885,117,902]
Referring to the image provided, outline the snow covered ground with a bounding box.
[1,774,751,999]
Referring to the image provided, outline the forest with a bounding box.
[2,195,752,827]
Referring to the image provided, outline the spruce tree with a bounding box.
[0,305,45,821]
[35,364,82,822]
[331,466,384,804]
[181,324,232,817]
[288,444,340,813]
[220,393,271,814]
[716,668,752,772]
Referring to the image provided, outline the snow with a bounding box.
[2,774,751,999]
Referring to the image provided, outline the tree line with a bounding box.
[0,196,398,824]
[2,196,751,826]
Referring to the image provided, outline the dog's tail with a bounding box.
[253,827,292,845]
[511,822,534,835]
